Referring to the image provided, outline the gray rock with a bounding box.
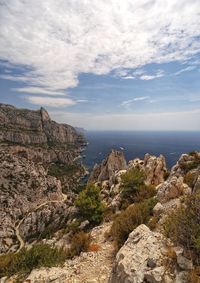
[109,224,172,283]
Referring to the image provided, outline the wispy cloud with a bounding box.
[0,0,200,94]
[24,96,76,107]
[173,66,196,76]
[12,87,65,96]
[122,96,149,107]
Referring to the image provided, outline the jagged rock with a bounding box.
[89,150,127,184]
[109,224,174,283]
[129,153,167,186]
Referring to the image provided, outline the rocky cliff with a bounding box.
[0,104,86,253]
[0,104,83,146]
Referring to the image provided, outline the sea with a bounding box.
[83,131,200,170]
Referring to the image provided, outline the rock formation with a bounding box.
[89,149,127,184]
[109,224,194,283]
[129,153,168,186]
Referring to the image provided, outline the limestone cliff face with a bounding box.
[0,104,82,146]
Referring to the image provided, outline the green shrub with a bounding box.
[0,244,67,278]
[164,194,200,264]
[48,163,78,178]
[120,167,156,206]
[75,183,105,224]
[110,197,157,249]
[120,167,145,199]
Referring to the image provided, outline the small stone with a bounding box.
[147,258,157,268]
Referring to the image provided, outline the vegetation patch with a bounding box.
[164,194,200,264]
[67,231,91,258]
[110,197,157,249]
[0,244,67,278]
[48,163,78,178]
[75,183,105,224]
[184,171,198,188]
[120,167,156,207]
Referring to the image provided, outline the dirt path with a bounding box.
[27,222,115,283]
[14,194,68,253]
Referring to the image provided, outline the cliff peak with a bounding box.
[40,107,50,122]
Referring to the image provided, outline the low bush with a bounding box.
[0,244,67,278]
[120,167,145,199]
[120,167,156,206]
[48,163,78,178]
[67,231,91,257]
[110,197,157,249]
[163,194,200,264]
[75,183,105,224]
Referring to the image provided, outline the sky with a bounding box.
[0,0,200,130]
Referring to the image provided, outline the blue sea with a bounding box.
[84,131,200,170]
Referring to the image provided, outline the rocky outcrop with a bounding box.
[89,150,127,184]
[109,224,175,283]
[156,152,200,203]
[129,153,167,186]
[109,224,194,283]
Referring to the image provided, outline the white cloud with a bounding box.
[50,109,200,131]
[24,96,76,107]
[0,0,200,93]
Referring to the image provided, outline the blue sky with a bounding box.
[0,0,200,130]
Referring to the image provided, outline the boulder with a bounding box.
[109,224,174,283]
